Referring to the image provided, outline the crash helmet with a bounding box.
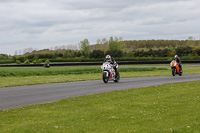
[175,55,178,59]
[106,55,111,62]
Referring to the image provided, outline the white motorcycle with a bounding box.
[101,62,120,83]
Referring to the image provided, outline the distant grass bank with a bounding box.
[0,66,200,88]
[0,66,160,77]
[0,80,199,132]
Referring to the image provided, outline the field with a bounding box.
[0,80,199,132]
[0,64,200,132]
[0,65,200,88]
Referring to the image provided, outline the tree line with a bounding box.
[1,37,200,64]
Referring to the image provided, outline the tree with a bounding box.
[97,39,102,44]
[102,38,107,44]
[108,36,124,51]
[79,39,90,57]
[106,50,123,57]
[108,40,120,51]
[90,50,104,58]
[188,36,194,40]
[109,37,114,43]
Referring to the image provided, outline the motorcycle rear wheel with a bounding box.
[179,70,183,76]
[114,72,120,82]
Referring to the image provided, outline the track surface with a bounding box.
[0,74,200,110]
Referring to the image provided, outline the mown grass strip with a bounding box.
[0,67,169,88]
[0,81,199,132]
[1,66,200,88]
[0,67,160,77]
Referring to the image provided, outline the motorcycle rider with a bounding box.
[175,55,182,71]
[104,55,118,72]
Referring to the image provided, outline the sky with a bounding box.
[0,0,200,55]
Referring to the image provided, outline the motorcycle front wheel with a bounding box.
[172,68,176,76]
[103,72,109,83]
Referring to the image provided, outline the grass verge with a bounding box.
[0,66,159,77]
[0,81,199,132]
[0,66,200,88]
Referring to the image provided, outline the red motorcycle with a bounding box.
[170,60,183,76]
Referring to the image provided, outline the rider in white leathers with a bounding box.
[104,55,118,72]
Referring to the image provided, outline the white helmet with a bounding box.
[106,55,111,62]
[175,55,178,59]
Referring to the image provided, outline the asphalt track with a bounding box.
[0,74,200,110]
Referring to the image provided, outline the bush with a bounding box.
[32,60,37,64]
[0,59,15,64]
[38,59,42,63]
[90,50,105,58]
[16,60,21,64]
[45,59,50,63]
[32,59,43,64]
[24,60,30,64]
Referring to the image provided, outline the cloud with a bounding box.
[0,0,200,55]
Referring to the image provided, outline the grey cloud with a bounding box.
[0,0,200,55]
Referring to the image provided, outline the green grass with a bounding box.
[0,66,200,88]
[0,66,158,77]
[0,81,199,132]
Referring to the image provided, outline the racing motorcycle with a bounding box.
[101,62,120,83]
[170,60,183,76]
